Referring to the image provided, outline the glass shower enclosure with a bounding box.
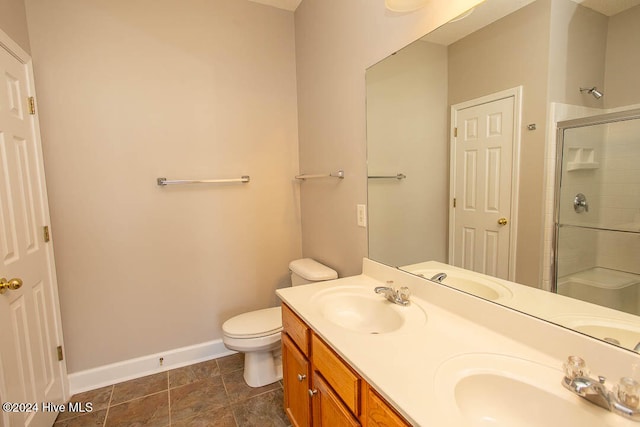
[554,109,640,315]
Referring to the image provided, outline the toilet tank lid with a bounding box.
[289,258,338,281]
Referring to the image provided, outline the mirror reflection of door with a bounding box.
[449,89,521,281]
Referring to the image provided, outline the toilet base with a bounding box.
[243,347,282,387]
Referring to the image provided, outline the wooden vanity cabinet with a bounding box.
[283,334,311,427]
[282,304,311,427]
[364,385,410,427]
[311,372,360,427]
[281,303,410,427]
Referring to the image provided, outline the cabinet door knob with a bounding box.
[308,389,318,397]
[297,373,306,382]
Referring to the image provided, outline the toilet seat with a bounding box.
[222,306,282,339]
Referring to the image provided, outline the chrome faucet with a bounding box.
[563,355,640,421]
[374,282,410,306]
[565,375,612,410]
[429,272,447,283]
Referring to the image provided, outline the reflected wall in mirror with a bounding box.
[366,0,640,351]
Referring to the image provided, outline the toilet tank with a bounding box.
[289,258,337,286]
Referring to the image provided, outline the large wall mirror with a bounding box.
[366,0,640,352]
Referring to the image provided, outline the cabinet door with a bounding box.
[283,333,311,427]
[311,373,361,427]
[366,387,410,427]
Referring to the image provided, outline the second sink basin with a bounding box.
[310,285,427,334]
[403,267,513,301]
[551,314,640,351]
[434,353,622,426]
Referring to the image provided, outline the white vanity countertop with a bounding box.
[276,258,638,427]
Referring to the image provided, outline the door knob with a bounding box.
[498,218,508,226]
[297,373,306,382]
[0,277,23,294]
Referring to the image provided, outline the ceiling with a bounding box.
[247,0,302,11]
[423,0,640,46]
[569,0,640,16]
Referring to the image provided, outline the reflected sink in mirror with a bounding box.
[310,285,427,334]
[435,353,621,426]
[551,315,640,352]
[401,263,513,301]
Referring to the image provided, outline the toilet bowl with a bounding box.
[222,258,337,387]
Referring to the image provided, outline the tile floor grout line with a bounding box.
[102,385,114,427]
[166,372,172,427]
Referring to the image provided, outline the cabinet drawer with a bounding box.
[311,334,361,415]
[282,303,310,357]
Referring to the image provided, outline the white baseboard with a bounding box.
[68,339,236,395]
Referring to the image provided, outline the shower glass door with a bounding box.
[555,110,640,315]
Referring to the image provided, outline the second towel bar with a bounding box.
[368,173,406,180]
[157,176,250,186]
[295,170,344,180]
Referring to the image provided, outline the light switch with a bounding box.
[357,204,367,228]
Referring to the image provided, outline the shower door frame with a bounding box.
[552,107,640,293]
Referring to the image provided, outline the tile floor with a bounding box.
[54,353,291,427]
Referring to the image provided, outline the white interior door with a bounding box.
[0,36,67,427]
[450,91,519,280]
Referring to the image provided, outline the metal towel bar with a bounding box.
[295,170,344,180]
[368,173,406,180]
[157,176,250,186]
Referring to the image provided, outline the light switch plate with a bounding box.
[357,204,367,228]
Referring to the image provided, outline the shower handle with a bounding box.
[574,193,589,213]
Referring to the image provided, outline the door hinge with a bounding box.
[57,345,64,361]
[453,127,458,137]
[28,97,36,115]
[43,225,50,242]
[453,198,457,208]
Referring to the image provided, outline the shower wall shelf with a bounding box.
[156,176,250,186]
[566,147,599,171]
[295,170,344,180]
[566,162,599,171]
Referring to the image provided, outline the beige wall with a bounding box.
[548,0,607,107]
[0,0,30,52]
[367,40,449,267]
[605,4,640,108]
[25,0,301,373]
[295,0,484,277]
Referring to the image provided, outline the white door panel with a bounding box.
[451,95,516,280]
[0,39,66,427]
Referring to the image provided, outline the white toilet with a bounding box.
[222,258,337,387]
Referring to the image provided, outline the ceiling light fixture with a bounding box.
[385,0,429,12]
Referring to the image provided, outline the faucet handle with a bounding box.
[564,356,589,379]
[616,377,640,409]
[399,286,410,300]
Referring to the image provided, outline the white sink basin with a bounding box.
[435,353,621,426]
[310,285,427,334]
[551,315,640,351]
[405,268,512,301]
